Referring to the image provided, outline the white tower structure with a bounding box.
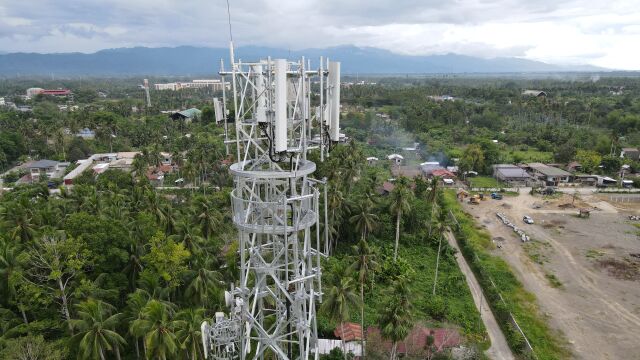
[202,53,341,360]
[143,79,151,108]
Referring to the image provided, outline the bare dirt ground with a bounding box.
[463,189,640,360]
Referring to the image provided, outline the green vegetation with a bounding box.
[468,176,502,189]
[523,241,551,265]
[4,73,640,358]
[443,191,569,359]
[586,249,606,259]
[315,144,487,358]
[544,273,563,289]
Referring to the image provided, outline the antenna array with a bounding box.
[202,53,341,360]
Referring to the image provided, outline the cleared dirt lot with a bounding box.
[463,190,640,360]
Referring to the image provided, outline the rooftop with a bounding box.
[172,108,202,119]
[497,167,530,178]
[527,163,572,177]
[367,325,461,354]
[334,322,363,342]
[29,159,59,169]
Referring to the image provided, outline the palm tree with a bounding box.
[126,290,151,359]
[389,182,413,261]
[0,239,28,324]
[131,300,178,360]
[70,299,126,360]
[426,177,440,238]
[321,278,360,360]
[174,308,205,360]
[185,262,222,307]
[327,187,346,250]
[192,197,222,240]
[1,202,36,243]
[171,220,205,256]
[348,239,378,359]
[378,279,413,360]
[349,201,378,243]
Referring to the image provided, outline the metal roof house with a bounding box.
[170,108,202,122]
[28,159,67,180]
[493,164,532,186]
[525,162,573,186]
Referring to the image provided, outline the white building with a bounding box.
[154,80,228,91]
[26,88,44,98]
[387,154,404,165]
[0,97,5,106]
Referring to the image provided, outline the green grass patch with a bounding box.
[469,176,502,189]
[508,149,554,163]
[545,273,563,288]
[523,241,551,265]
[586,249,605,259]
[443,190,570,359]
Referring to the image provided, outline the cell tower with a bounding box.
[143,79,151,108]
[201,48,341,360]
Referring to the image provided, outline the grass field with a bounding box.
[507,149,554,163]
[469,176,503,188]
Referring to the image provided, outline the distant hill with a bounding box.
[0,45,604,76]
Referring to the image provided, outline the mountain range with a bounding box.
[0,45,605,76]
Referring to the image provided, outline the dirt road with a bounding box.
[444,230,515,360]
[464,191,640,360]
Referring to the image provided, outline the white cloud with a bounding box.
[0,0,638,69]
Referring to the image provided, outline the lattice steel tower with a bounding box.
[202,47,341,360]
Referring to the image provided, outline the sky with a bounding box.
[0,0,639,70]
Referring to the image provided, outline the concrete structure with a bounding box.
[387,154,404,165]
[76,128,95,139]
[28,160,67,180]
[402,142,420,151]
[63,159,93,185]
[26,88,71,98]
[0,97,4,106]
[62,152,141,186]
[154,79,228,91]
[312,322,364,356]
[366,156,379,165]
[620,147,640,161]
[428,95,456,102]
[525,163,572,186]
[493,164,532,186]
[315,340,362,357]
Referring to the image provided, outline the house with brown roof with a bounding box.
[431,169,455,179]
[367,325,461,357]
[334,322,363,342]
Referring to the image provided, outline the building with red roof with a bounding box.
[367,325,461,355]
[334,322,363,342]
[431,169,456,179]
